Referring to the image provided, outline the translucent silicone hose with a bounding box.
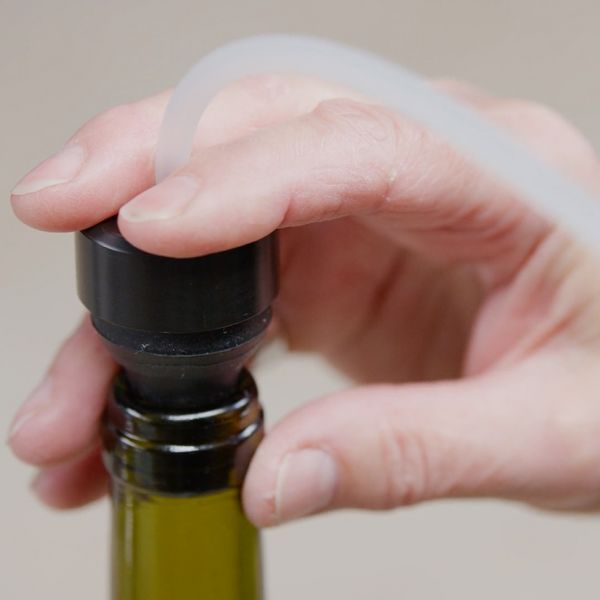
[155,33,600,253]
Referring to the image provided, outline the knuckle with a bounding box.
[376,419,431,508]
[312,98,399,150]
[310,98,400,198]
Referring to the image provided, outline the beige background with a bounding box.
[2,1,600,598]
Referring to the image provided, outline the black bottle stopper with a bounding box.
[76,217,278,408]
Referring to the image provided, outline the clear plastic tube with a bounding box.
[155,33,600,253]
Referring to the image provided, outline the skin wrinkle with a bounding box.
[286,167,350,225]
[415,421,498,501]
[435,213,542,286]
[310,98,400,211]
[392,187,537,270]
[358,135,544,287]
[312,98,398,147]
[378,111,553,280]
[383,112,436,206]
[378,416,432,508]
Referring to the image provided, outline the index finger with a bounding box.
[10,75,354,232]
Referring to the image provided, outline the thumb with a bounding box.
[242,362,598,526]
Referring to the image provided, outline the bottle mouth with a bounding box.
[103,370,264,495]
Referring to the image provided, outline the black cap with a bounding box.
[75,217,278,334]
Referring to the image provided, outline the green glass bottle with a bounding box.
[104,371,264,600]
[75,217,277,600]
[111,487,261,600]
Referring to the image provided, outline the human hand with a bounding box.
[8,75,600,525]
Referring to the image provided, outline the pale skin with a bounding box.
[8,75,600,526]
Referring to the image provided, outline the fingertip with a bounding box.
[8,317,115,467]
[8,377,57,465]
[117,213,212,258]
[10,144,88,230]
[244,447,339,527]
[10,95,167,233]
[31,449,108,510]
[242,396,344,527]
[10,158,149,233]
[10,165,92,233]
[9,401,100,467]
[11,186,107,233]
[117,176,275,258]
[117,175,214,257]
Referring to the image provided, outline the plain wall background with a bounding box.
[2,1,600,598]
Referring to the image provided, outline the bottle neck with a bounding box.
[103,369,263,495]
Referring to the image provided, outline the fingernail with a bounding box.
[119,176,199,222]
[274,449,338,523]
[7,378,54,443]
[11,145,85,195]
